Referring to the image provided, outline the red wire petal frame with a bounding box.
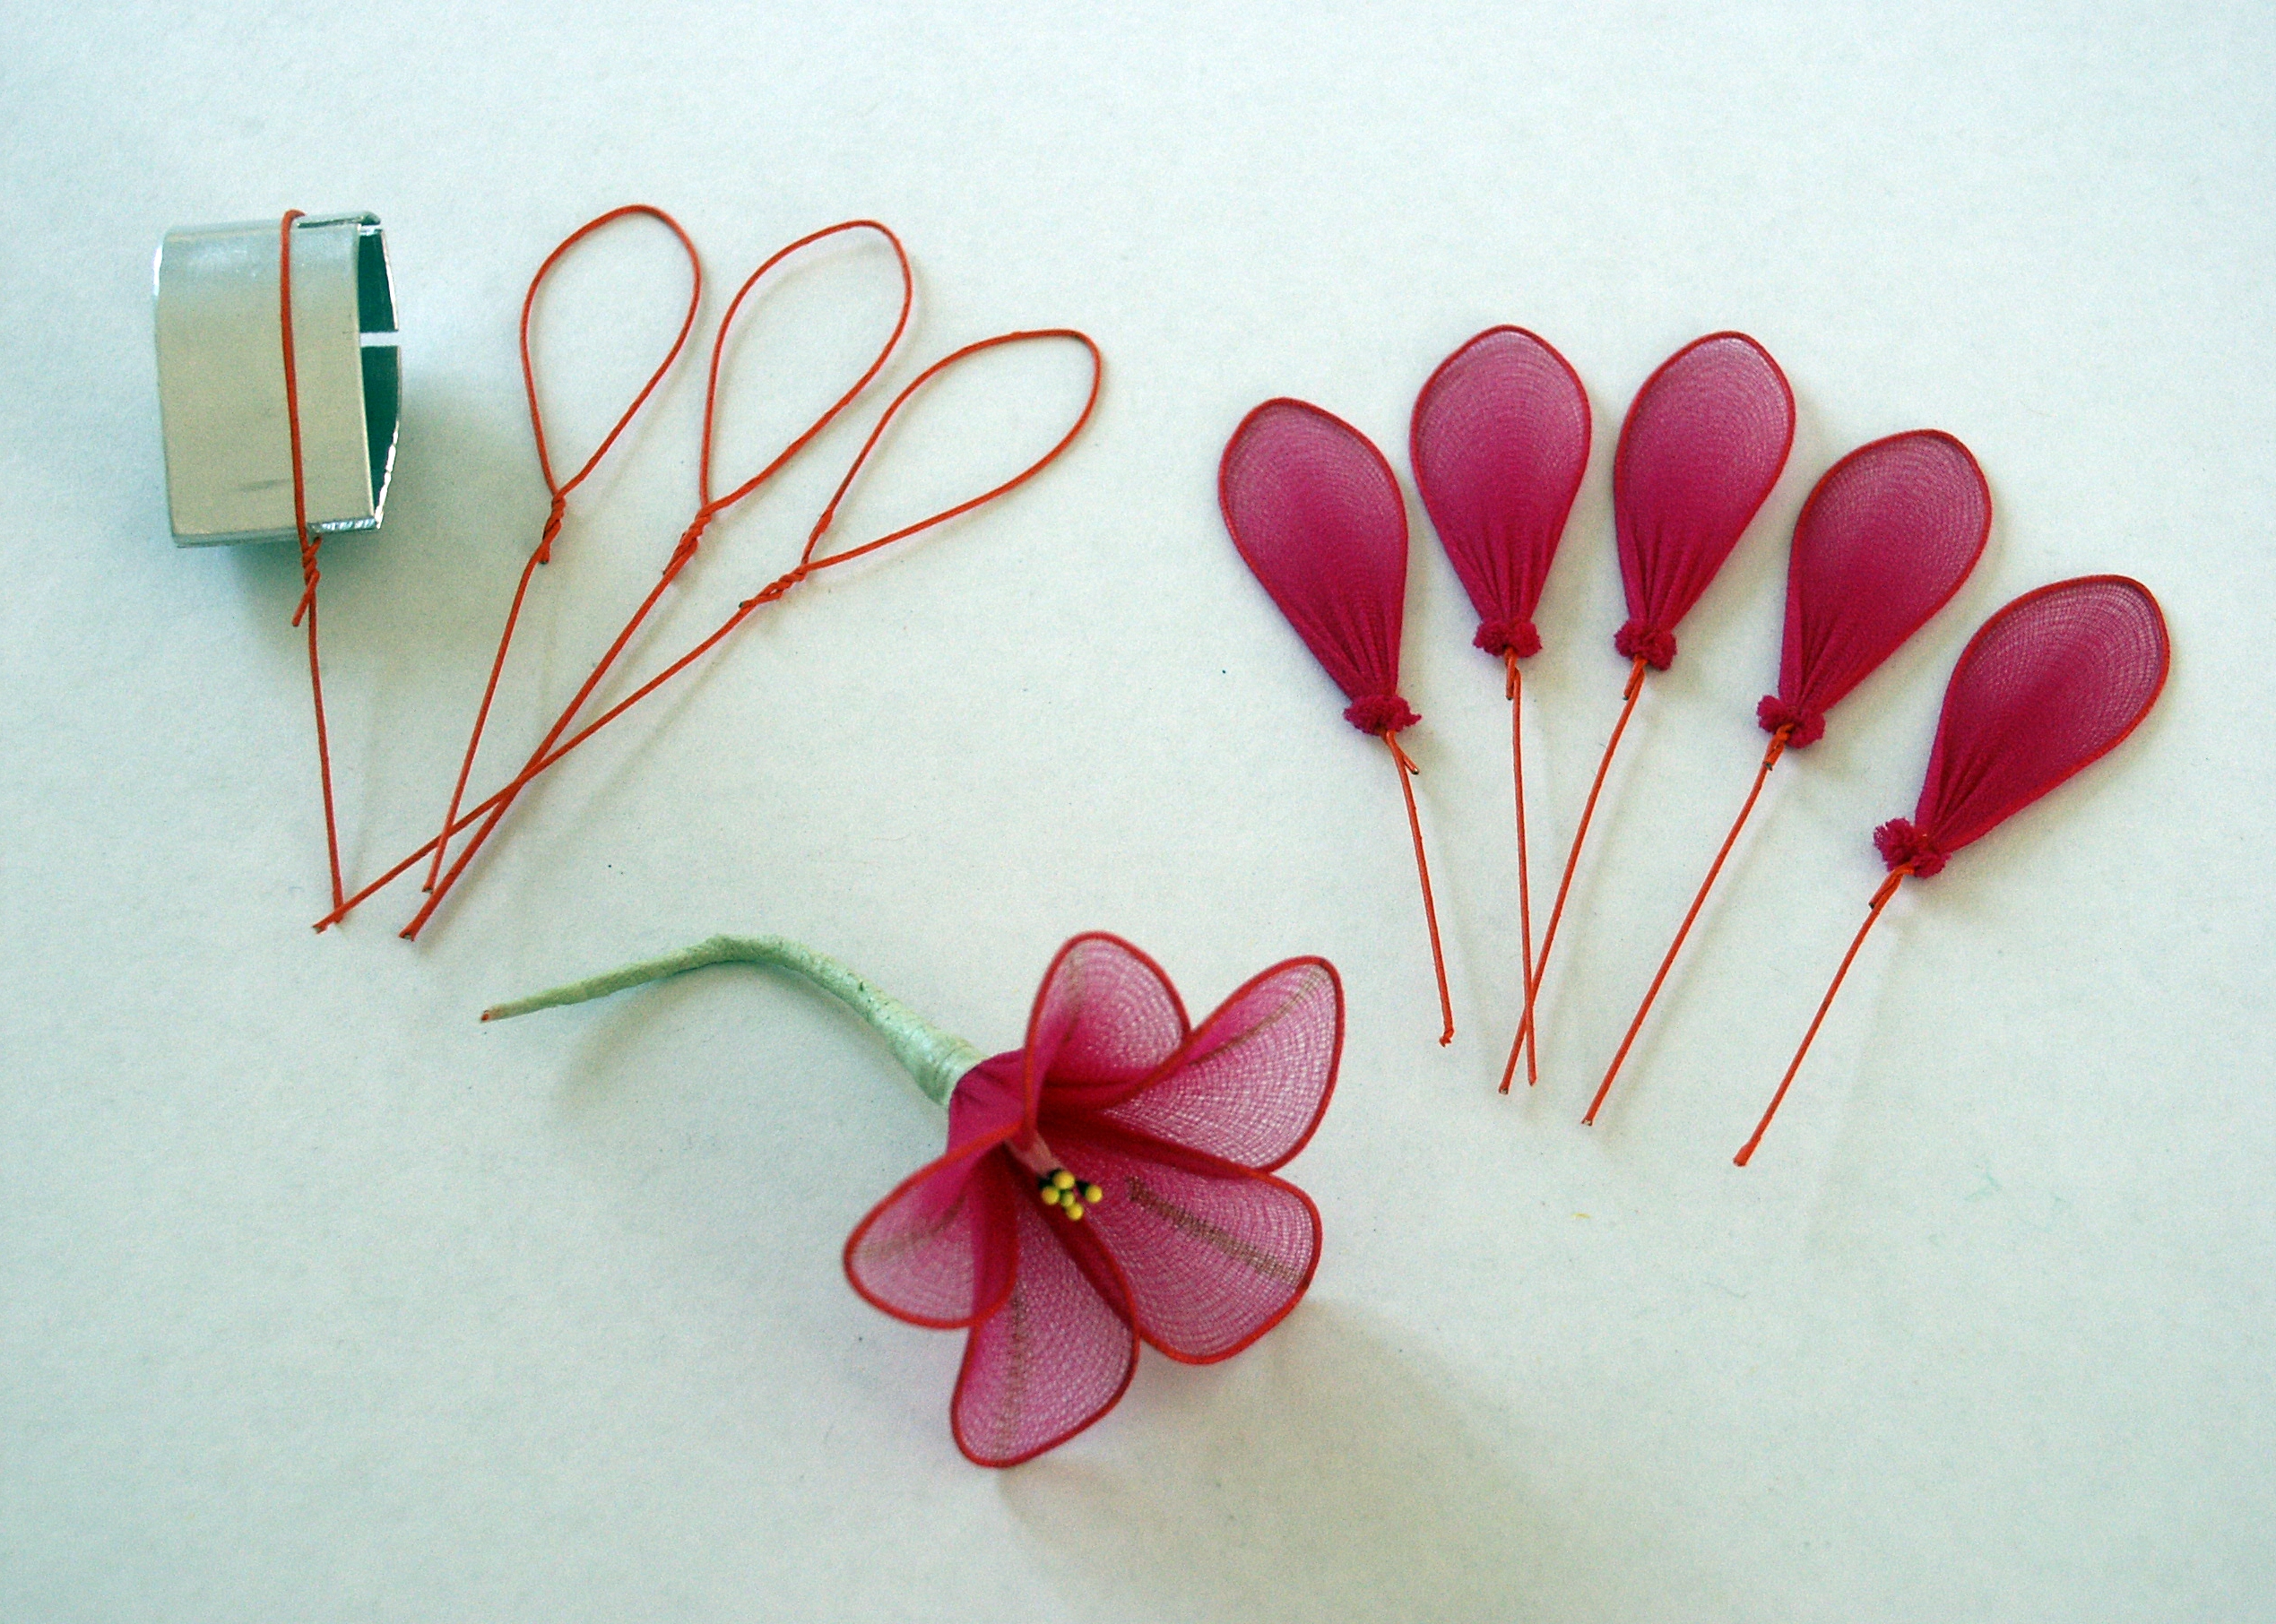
[1586,429,1992,1123]
[1501,331,1796,1090]
[1219,399,1455,1044]
[1410,325,1592,653]
[1736,575,2169,1165]
[424,204,703,894]
[1410,325,1592,1092]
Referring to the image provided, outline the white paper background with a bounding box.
[4,4,2272,1620]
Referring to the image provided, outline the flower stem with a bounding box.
[480,934,983,1107]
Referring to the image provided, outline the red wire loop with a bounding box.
[420,205,704,894]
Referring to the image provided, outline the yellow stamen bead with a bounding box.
[1062,1201,1085,1221]
[1082,1183,1104,1205]
[1051,1170,1075,1191]
[1039,1185,1061,1205]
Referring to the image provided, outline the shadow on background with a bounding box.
[1002,1300,1727,1624]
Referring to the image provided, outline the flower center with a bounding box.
[1008,1133,1105,1221]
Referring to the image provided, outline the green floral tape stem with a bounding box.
[480,934,983,1108]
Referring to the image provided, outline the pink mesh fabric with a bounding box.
[1090,958,1341,1170]
[1022,934,1190,1110]
[1220,399,1419,732]
[1613,333,1796,669]
[842,1116,1017,1328]
[951,1181,1138,1467]
[846,936,1346,1465]
[1761,431,1992,748]
[1874,576,2168,876]
[1409,327,1592,658]
[1051,1123,1321,1363]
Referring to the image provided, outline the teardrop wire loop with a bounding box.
[275,209,346,915]
[328,324,1102,938]
[312,219,913,932]
[1497,652,1648,1091]
[421,205,703,894]
[1217,398,1452,1044]
[1406,325,1591,1082]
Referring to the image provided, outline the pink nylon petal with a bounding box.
[1874,576,2168,874]
[1220,399,1418,732]
[1023,934,1190,1119]
[1051,1124,1321,1365]
[842,1117,1018,1329]
[1410,326,1592,657]
[950,1182,1138,1467]
[1613,333,1796,668]
[1084,957,1343,1171]
[1761,431,1991,747]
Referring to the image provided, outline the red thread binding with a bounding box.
[277,210,345,914]
[421,205,702,894]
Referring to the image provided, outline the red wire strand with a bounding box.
[343,324,1103,938]
[1499,652,1650,1092]
[1384,730,1455,1046]
[421,205,703,893]
[1584,725,1793,1125]
[1735,866,1910,1166]
[275,210,346,915]
[1506,650,1535,1083]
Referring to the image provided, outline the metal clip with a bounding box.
[153,212,401,547]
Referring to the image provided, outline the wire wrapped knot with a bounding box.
[667,513,714,575]
[1873,816,1945,877]
[1614,618,1677,670]
[740,563,813,610]
[1474,618,1542,660]
[535,491,569,565]
[1756,695,1825,748]
[290,534,322,626]
[1344,693,1420,735]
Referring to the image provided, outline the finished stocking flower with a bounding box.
[485,931,1344,1466]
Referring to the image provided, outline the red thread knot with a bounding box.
[1614,619,1677,670]
[1757,695,1825,748]
[1873,817,1946,877]
[1474,618,1543,660]
[1344,693,1420,735]
[536,492,568,564]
